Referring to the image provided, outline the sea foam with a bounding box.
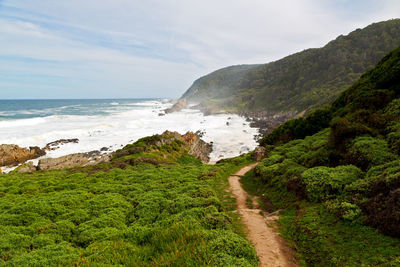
[0,100,258,162]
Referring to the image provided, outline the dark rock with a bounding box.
[44,139,79,151]
[30,146,46,157]
[238,110,297,142]
[195,130,205,138]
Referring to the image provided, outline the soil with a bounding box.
[229,164,298,267]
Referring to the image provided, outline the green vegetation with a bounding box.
[182,19,400,114]
[0,136,257,266]
[242,45,400,266]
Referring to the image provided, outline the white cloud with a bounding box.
[0,0,399,98]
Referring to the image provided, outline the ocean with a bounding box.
[0,99,258,164]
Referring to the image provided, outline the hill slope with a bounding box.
[244,45,400,265]
[182,19,400,114]
[0,134,258,266]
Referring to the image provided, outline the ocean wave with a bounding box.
[0,117,47,128]
[0,100,258,162]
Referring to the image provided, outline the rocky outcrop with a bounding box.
[157,131,212,163]
[17,162,37,173]
[164,99,188,114]
[37,151,111,171]
[44,139,79,151]
[252,146,267,161]
[114,131,212,164]
[240,111,297,141]
[182,132,212,163]
[0,144,46,167]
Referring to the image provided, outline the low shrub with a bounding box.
[345,136,398,170]
[301,165,363,202]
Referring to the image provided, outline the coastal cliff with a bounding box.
[181,19,400,117]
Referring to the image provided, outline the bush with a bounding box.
[345,136,398,170]
[386,122,400,155]
[301,165,363,202]
[0,161,257,265]
[329,117,373,150]
[324,200,362,221]
[256,159,305,184]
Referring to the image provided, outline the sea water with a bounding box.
[0,99,258,163]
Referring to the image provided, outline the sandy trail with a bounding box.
[229,163,298,267]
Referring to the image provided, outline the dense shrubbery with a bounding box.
[345,136,398,170]
[301,165,363,202]
[0,148,257,265]
[242,46,400,265]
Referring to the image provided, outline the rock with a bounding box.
[44,139,79,151]
[164,98,188,114]
[38,151,111,171]
[38,153,89,170]
[252,146,267,161]
[17,162,37,173]
[0,144,46,167]
[182,131,213,163]
[195,130,205,138]
[113,131,212,164]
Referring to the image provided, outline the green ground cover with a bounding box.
[0,140,257,266]
[242,46,400,266]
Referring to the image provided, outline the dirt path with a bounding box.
[229,164,298,267]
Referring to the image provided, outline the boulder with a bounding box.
[0,144,46,167]
[17,162,37,173]
[38,151,111,171]
[252,146,267,161]
[164,99,187,114]
[182,132,212,163]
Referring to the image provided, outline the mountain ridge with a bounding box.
[181,19,400,115]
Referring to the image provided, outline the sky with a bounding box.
[0,0,399,99]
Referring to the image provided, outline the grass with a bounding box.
[0,149,258,266]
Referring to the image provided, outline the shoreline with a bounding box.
[0,99,261,173]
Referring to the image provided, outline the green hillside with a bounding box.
[243,46,400,265]
[0,136,257,266]
[182,19,400,114]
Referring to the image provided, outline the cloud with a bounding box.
[0,0,399,99]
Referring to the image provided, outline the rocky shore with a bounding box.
[177,98,297,141]
[0,131,213,174]
[0,144,46,167]
[240,110,297,141]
